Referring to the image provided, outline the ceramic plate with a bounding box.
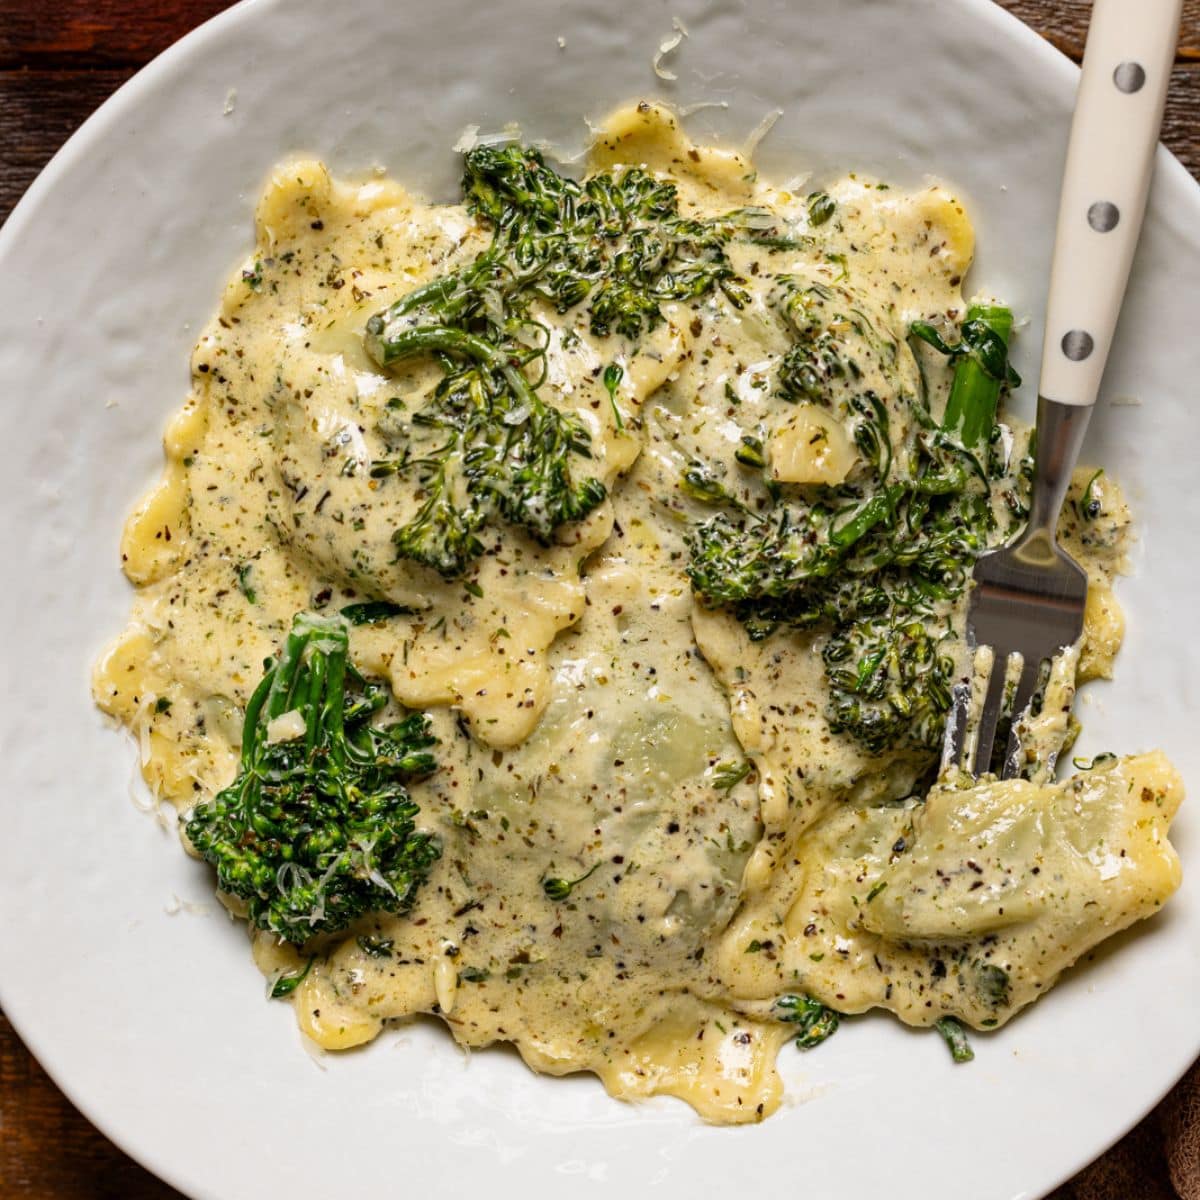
[1,1,1198,1197]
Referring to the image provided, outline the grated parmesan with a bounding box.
[742,108,783,161]
[678,99,729,118]
[266,709,307,745]
[652,17,689,81]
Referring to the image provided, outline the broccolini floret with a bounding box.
[687,302,1019,755]
[364,144,754,578]
[185,613,440,944]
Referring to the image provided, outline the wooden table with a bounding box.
[1,3,1197,1196]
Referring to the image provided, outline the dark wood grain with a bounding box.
[0,67,135,220]
[998,0,1200,59]
[1165,62,1200,166]
[0,1013,182,1198]
[1,3,1197,1198]
[0,0,231,67]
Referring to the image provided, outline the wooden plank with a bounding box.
[0,1013,182,1198]
[0,68,134,223]
[0,0,232,69]
[1164,62,1200,174]
[997,0,1200,60]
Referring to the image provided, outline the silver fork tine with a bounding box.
[971,656,1009,777]
[1000,657,1041,779]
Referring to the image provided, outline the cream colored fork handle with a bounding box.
[1038,0,1181,408]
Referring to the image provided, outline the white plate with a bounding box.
[1,1,1198,1197]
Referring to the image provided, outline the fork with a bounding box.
[944,0,1181,780]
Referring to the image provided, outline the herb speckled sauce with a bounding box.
[94,103,1182,1122]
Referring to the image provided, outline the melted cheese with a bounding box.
[94,102,1181,1123]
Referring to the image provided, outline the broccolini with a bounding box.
[185,613,440,944]
[688,301,1020,754]
[364,144,754,578]
[776,993,840,1050]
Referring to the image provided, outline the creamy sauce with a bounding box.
[94,103,1182,1123]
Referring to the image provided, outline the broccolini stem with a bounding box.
[940,303,1014,452]
[266,623,310,722]
[829,485,903,550]
[366,324,504,371]
[373,274,464,324]
[240,667,275,761]
[303,648,327,755]
[367,324,547,421]
[321,637,347,772]
[934,1015,975,1063]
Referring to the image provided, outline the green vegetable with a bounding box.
[363,145,772,579]
[366,323,605,577]
[712,759,753,791]
[1072,752,1117,771]
[185,612,441,944]
[775,286,859,404]
[910,304,1020,453]
[807,191,836,227]
[734,435,766,469]
[680,461,743,507]
[603,363,625,432]
[542,862,600,901]
[1079,468,1105,521]
[687,300,1020,755]
[975,963,1010,1006]
[776,993,840,1050]
[236,562,257,604]
[935,1016,975,1063]
[340,600,411,625]
[269,957,313,999]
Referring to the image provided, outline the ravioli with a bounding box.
[94,102,1182,1123]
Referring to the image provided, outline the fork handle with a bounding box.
[1038,0,1181,408]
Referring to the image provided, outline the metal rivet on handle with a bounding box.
[1113,61,1146,93]
[1062,330,1095,361]
[1087,201,1120,232]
